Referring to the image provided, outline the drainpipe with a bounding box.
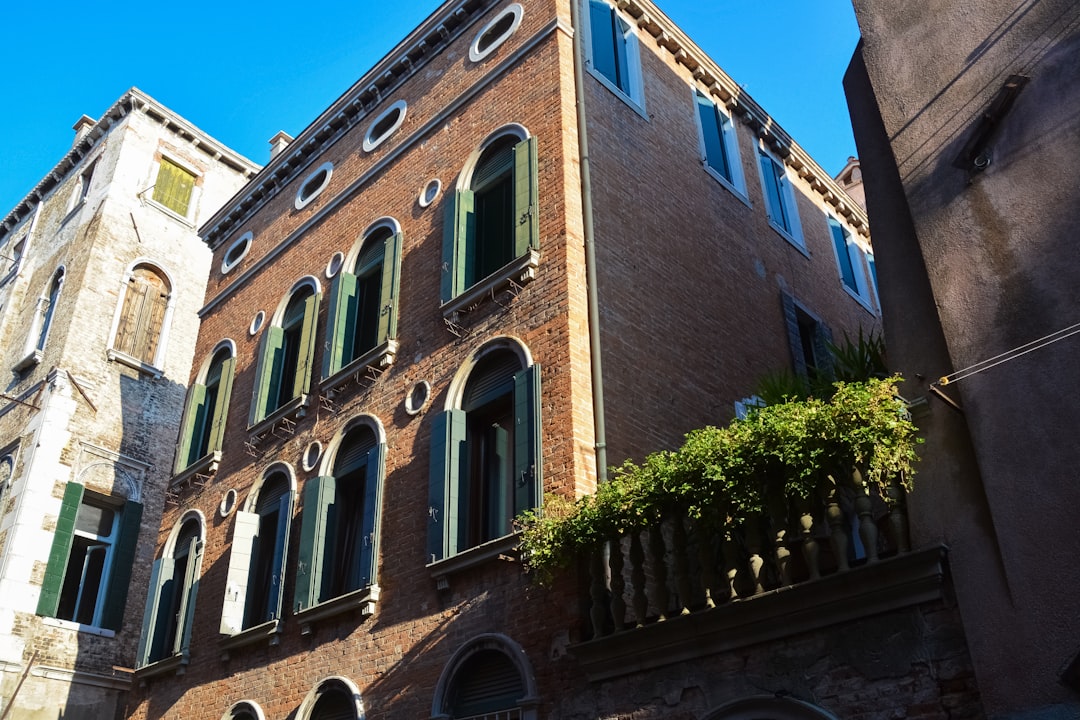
[569,0,608,482]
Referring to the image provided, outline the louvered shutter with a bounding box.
[358,443,386,588]
[220,511,259,634]
[207,357,235,453]
[428,410,466,560]
[175,384,207,473]
[294,476,335,612]
[100,500,142,631]
[175,535,201,656]
[250,327,285,425]
[442,190,475,301]
[37,482,83,617]
[449,650,524,716]
[513,136,539,257]
[377,232,403,346]
[269,492,292,621]
[514,364,542,517]
[137,557,172,667]
[324,272,358,378]
[293,292,322,399]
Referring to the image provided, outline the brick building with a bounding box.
[0,89,257,719]
[120,1,979,719]
[845,1,1080,717]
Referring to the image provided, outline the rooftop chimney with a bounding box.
[269,131,294,160]
[72,115,96,147]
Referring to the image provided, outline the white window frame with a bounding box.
[469,3,524,62]
[693,89,747,201]
[756,145,805,251]
[826,214,876,313]
[105,260,176,377]
[294,162,334,210]
[362,101,408,153]
[583,0,646,117]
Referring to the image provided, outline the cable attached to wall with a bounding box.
[932,320,1080,389]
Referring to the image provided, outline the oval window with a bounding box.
[363,100,407,153]
[469,4,523,62]
[326,251,345,279]
[249,310,266,336]
[419,179,441,208]
[294,162,334,210]
[405,380,432,416]
[302,441,322,471]
[221,232,252,274]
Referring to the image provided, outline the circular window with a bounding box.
[419,179,442,208]
[219,489,239,518]
[469,4,524,62]
[363,100,407,153]
[326,251,345,279]
[302,441,322,472]
[294,162,334,210]
[405,380,432,416]
[250,310,266,335]
[221,232,253,274]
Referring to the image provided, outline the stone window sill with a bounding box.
[169,451,221,492]
[320,340,399,395]
[248,394,310,437]
[218,618,282,659]
[295,585,380,636]
[12,350,42,374]
[427,534,519,590]
[441,249,539,320]
[134,651,188,681]
[107,348,164,379]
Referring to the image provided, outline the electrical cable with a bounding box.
[933,320,1080,387]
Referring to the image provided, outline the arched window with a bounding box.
[113,264,171,367]
[176,343,236,476]
[37,268,65,351]
[297,677,363,720]
[442,130,538,302]
[221,468,294,636]
[250,282,321,425]
[223,700,265,720]
[295,419,385,616]
[428,342,541,561]
[432,635,538,720]
[702,696,841,720]
[323,223,402,382]
[137,514,203,671]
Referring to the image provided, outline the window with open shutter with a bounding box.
[177,346,235,474]
[136,516,202,668]
[252,286,321,424]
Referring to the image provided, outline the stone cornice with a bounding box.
[0,88,260,242]
[200,0,498,249]
[614,0,870,237]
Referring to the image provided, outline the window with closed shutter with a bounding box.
[447,649,525,719]
[114,265,170,366]
[152,158,196,217]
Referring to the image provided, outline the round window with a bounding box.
[250,310,266,336]
[419,179,442,208]
[302,441,323,472]
[469,4,524,62]
[405,380,432,416]
[326,251,345,279]
[221,232,252,274]
[295,162,334,210]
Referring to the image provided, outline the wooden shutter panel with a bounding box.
[488,424,511,541]
[138,287,168,364]
[175,535,201,655]
[220,511,260,634]
[153,160,195,216]
[250,327,284,425]
[137,557,171,667]
[428,410,466,561]
[100,500,143,631]
[176,384,207,473]
[293,292,322,399]
[294,476,335,612]
[442,190,475,301]
[358,443,386,589]
[377,232,403,346]
[37,482,84,617]
[269,493,292,621]
[513,364,542,517]
[324,272,358,378]
[207,357,235,454]
[513,136,539,257]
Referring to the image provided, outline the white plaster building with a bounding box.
[0,88,258,719]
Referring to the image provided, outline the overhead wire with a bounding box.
[932,320,1080,387]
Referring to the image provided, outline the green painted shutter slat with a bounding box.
[136,558,169,667]
[514,364,542,517]
[442,190,475,300]
[294,292,322,398]
[250,327,284,425]
[37,482,84,617]
[358,443,386,588]
[377,232,403,346]
[220,511,259,634]
[269,493,292,621]
[324,272,358,378]
[208,357,235,453]
[176,384,207,473]
[428,410,466,561]
[175,535,201,655]
[100,500,143,631]
[294,476,334,612]
[148,557,177,664]
[513,136,539,257]
[490,424,511,540]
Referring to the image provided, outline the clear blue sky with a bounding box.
[0,1,861,217]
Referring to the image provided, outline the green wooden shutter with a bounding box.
[489,424,511,540]
[100,500,143,631]
[250,326,285,425]
[324,272,358,378]
[220,511,259,634]
[175,535,201,656]
[428,410,466,561]
[442,190,475,301]
[377,232,403,346]
[37,482,84,617]
[293,292,322,399]
[358,443,386,588]
[137,558,171,667]
[207,357,235,453]
[269,493,292,621]
[513,136,539,257]
[513,364,542,517]
[294,476,335,612]
[176,384,207,473]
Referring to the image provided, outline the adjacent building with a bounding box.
[844,2,1080,718]
[0,89,257,719]
[95,1,990,719]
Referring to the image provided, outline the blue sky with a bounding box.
[0,1,861,217]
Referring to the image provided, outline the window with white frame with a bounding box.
[16,267,64,372]
[111,264,171,368]
[36,483,142,630]
[433,635,539,720]
[250,282,321,426]
[585,0,644,109]
[152,157,197,218]
[175,343,236,475]
[757,148,803,247]
[827,215,874,308]
[136,514,203,670]
[694,90,745,195]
